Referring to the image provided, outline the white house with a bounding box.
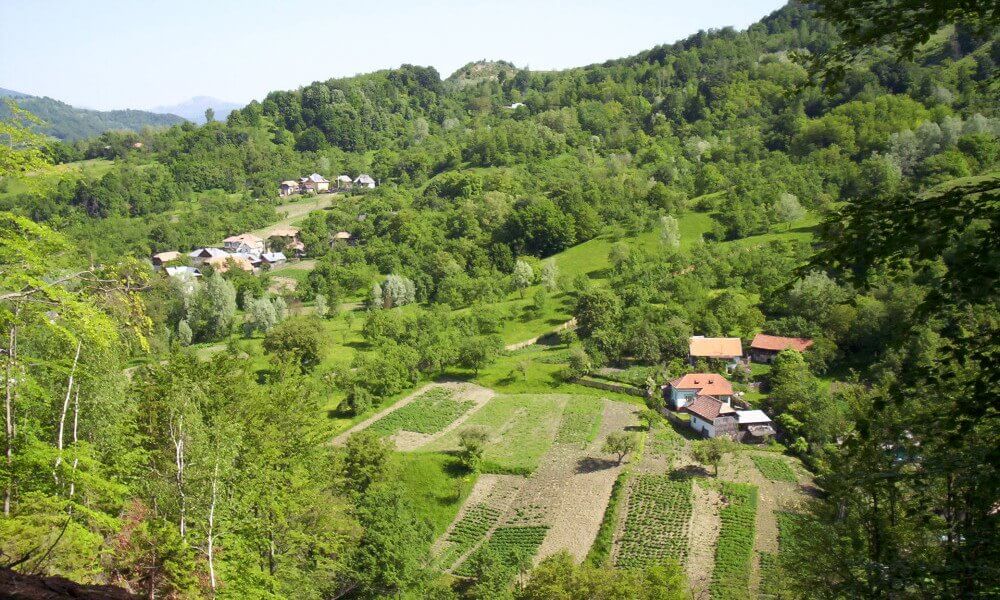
[300,173,330,193]
[223,233,265,254]
[683,395,738,439]
[354,174,376,189]
[279,180,300,197]
[663,373,734,410]
[260,252,287,268]
[335,175,353,189]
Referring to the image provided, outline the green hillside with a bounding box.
[0,92,185,140]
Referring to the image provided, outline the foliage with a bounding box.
[262,315,325,371]
[603,431,639,464]
[458,425,489,471]
[519,551,688,600]
[616,476,692,569]
[750,454,798,482]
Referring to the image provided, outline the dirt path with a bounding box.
[686,480,722,600]
[390,385,496,451]
[504,318,576,351]
[330,382,488,445]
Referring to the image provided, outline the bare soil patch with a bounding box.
[686,480,722,599]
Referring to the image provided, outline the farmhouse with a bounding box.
[279,180,300,197]
[188,247,230,266]
[266,225,300,251]
[663,373,733,410]
[683,395,738,439]
[204,254,254,273]
[749,334,814,363]
[223,233,265,254]
[354,174,376,189]
[299,173,330,193]
[260,252,287,268]
[335,174,353,189]
[151,251,181,269]
[689,336,743,369]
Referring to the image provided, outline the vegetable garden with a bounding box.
[437,503,503,570]
[453,526,549,577]
[709,482,758,600]
[750,454,798,483]
[554,396,603,444]
[615,475,693,568]
[368,387,473,436]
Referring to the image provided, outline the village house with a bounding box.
[330,231,354,246]
[663,372,734,410]
[151,251,182,270]
[335,175,353,189]
[279,180,300,197]
[223,233,265,254]
[749,334,814,363]
[204,254,254,274]
[684,395,738,439]
[353,174,376,189]
[188,247,230,266]
[266,225,305,257]
[260,251,287,269]
[299,173,330,193]
[165,265,201,279]
[689,336,744,369]
[736,409,777,442]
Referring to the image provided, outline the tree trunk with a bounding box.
[171,415,186,538]
[54,341,82,487]
[4,320,17,517]
[207,460,218,596]
[69,384,80,501]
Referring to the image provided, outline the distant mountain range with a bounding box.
[0,87,186,141]
[150,96,242,124]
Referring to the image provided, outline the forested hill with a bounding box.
[0,91,185,140]
[0,1,997,598]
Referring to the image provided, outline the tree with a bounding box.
[243,295,279,337]
[575,288,622,337]
[639,408,660,431]
[314,293,329,318]
[204,107,215,123]
[512,259,534,298]
[564,346,591,380]
[342,430,392,495]
[262,316,325,371]
[380,274,416,308]
[458,426,489,471]
[518,551,688,599]
[0,99,49,177]
[659,214,681,249]
[774,192,805,227]
[189,273,237,341]
[458,335,503,375]
[692,437,735,476]
[541,258,559,292]
[176,320,192,346]
[603,432,638,465]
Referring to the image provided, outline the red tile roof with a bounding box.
[750,334,813,352]
[689,336,743,358]
[684,395,736,421]
[669,373,734,397]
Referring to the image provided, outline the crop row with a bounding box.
[438,503,502,569]
[369,388,473,436]
[615,475,693,569]
[453,526,549,577]
[709,482,758,600]
[750,454,798,483]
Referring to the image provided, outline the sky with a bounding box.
[1,0,785,111]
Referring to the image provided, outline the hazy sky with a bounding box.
[1,0,784,111]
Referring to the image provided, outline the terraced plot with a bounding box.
[368,387,473,436]
[615,475,693,569]
[437,504,504,569]
[427,394,567,474]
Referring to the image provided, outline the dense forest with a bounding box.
[1,1,997,598]
[0,89,185,141]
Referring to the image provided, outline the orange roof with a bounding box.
[669,373,733,397]
[223,233,262,244]
[684,395,736,421]
[205,255,253,273]
[750,334,813,352]
[689,336,743,358]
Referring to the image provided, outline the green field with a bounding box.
[751,454,798,483]
[554,395,604,444]
[710,482,759,600]
[425,394,567,474]
[394,451,477,539]
[615,475,693,569]
[368,387,473,436]
[453,526,549,578]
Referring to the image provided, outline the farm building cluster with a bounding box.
[662,334,813,443]
[279,172,376,196]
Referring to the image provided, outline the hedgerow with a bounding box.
[709,482,758,600]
